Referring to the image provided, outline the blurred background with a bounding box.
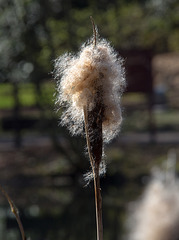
[0,0,179,239]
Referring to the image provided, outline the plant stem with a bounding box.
[83,90,104,240]
[83,18,104,240]
[90,16,97,47]
[0,184,26,240]
[93,163,103,240]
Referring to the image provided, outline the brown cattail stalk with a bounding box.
[54,17,125,240]
[83,20,104,239]
[0,184,26,240]
[84,88,104,240]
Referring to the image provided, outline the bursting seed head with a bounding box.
[54,38,125,143]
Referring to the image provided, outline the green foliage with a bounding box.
[0,82,54,109]
[0,84,14,109]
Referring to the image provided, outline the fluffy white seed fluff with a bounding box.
[126,162,179,240]
[54,38,125,143]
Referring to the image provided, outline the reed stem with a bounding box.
[93,163,103,240]
[0,184,26,240]
[83,16,103,240]
[83,89,104,240]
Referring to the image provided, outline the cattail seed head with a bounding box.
[54,38,125,143]
[126,161,179,240]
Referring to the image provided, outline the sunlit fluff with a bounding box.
[126,166,179,240]
[54,38,125,143]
